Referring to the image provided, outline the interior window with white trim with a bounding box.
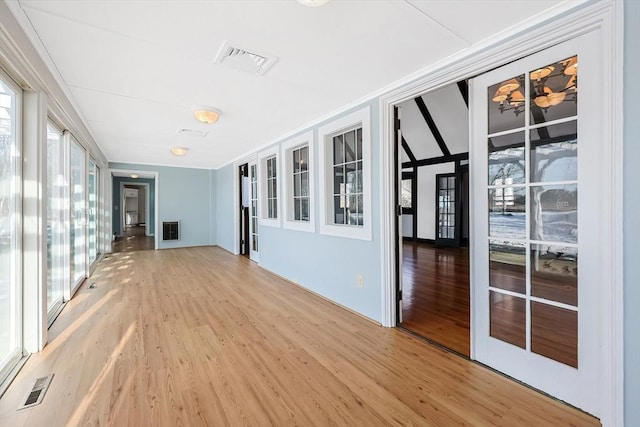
[292,146,310,221]
[318,106,371,240]
[281,131,314,232]
[266,156,277,219]
[331,127,363,226]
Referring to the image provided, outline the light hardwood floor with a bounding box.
[0,246,598,426]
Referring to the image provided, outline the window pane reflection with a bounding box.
[70,140,86,285]
[531,302,578,368]
[488,187,526,239]
[530,56,578,125]
[530,184,577,243]
[490,291,526,349]
[488,74,526,134]
[530,121,577,183]
[489,240,526,294]
[489,132,525,185]
[531,244,577,306]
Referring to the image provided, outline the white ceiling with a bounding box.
[10,0,577,169]
[398,82,469,165]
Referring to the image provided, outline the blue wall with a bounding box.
[216,164,236,253]
[215,100,383,322]
[624,0,639,424]
[112,176,155,236]
[110,162,215,249]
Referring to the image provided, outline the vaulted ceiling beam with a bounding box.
[457,80,469,107]
[401,136,417,163]
[414,96,451,157]
[402,152,468,169]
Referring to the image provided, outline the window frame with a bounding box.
[281,131,314,233]
[401,171,415,215]
[318,106,371,240]
[0,69,23,385]
[258,146,280,228]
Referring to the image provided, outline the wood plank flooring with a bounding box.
[401,241,470,356]
[0,246,598,426]
[112,225,155,252]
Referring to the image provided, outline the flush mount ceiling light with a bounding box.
[192,105,222,124]
[130,174,139,179]
[297,0,329,6]
[171,147,188,156]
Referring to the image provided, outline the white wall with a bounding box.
[402,215,413,238]
[416,162,455,240]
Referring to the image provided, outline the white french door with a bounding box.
[471,31,607,417]
[70,138,87,293]
[249,160,259,263]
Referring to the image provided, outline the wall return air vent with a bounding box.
[213,41,278,76]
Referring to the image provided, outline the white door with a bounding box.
[470,31,607,417]
[249,160,259,262]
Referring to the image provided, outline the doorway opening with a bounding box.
[395,81,471,357]
[110,171,157,253]
[238,163,250,258]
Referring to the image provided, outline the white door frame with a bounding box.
[109,169,159,250]
[233,153,258,256]
[119,182,151,235]
[378,1,623,425]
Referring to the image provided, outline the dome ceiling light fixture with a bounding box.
[171,147,189,156]
[192,105,222,124]
[296,0,330,7]
[130,174,139,179]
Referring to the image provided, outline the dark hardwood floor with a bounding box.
[401,240,470,356]
[111,225,155,253]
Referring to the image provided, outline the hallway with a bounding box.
[111,225,154,253]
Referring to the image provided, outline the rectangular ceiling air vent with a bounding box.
[18,374,54,410]
[177,128,208,138]
[213,40,278,77]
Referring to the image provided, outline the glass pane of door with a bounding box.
[46,124,65,315]
[0,75,21,382]
[435,173,460,247]
[249,162,259,262]
[88,161,97,263]
[70,140,86,287]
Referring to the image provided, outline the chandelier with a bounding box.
[492,56,577,115]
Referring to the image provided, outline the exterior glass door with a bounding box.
[70,139,86,291]
[46,123,65,318]
[471,33,604,416]
[0,73,22,384]
[88,161,98,264]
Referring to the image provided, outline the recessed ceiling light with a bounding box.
[192,105,222,124]
[297,0,329,7]
[171,147,188,156]
[130,174,139,179]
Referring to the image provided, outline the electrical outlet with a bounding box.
[357,274,364,288]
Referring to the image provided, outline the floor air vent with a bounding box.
[19,374,54,410]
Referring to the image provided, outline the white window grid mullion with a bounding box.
[529,295,578,312]
[528,179,579,188]
[524,69,532,353]
[528,114,578,131]
[488,125,527,139]
[529,239,578,248]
